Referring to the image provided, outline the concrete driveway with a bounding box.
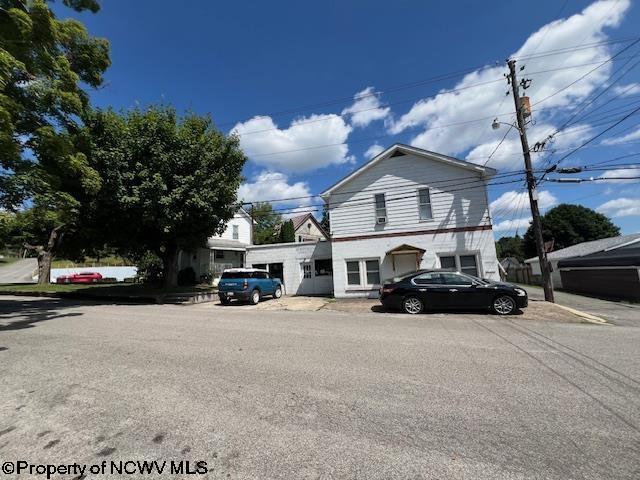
[0,258,36,283]
[0,297,639,479]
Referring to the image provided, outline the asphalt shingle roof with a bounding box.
[525,233,640,263]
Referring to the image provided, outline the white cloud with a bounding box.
[238,171,312,206]
[490,190,558,217]
[364,143,385,159]
[232,115,354,173]
[493,217,532,232]
[601,127,640,145]
[612,83,640,96]
[597,197,640,217]
[341,87,390,128]
[387,0,631,169]
[597,166,640,183]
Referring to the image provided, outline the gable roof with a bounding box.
[287,213,328,239]
[525,233,640,263]
[320,143,498,198]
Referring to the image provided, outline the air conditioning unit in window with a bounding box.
[376,216,387,224]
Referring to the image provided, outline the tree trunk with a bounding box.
[25,226,64,285]
[162,243,179,288]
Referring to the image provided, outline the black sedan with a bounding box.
[379,270,528,315]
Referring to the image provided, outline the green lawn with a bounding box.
[0,282,216,301]
[51,256,131,268]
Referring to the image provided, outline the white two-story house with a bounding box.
[245,144,500,297]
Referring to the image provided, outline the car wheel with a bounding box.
[492,295,516,315]
[250,289,260,305]
[273,286,282,299]
[220,296,231,305]
[402,296,424,315]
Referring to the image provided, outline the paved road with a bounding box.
[0,258,36,283]
[0,297,639,479]
[522,283,640,327]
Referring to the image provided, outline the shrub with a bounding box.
[136,251,164,284]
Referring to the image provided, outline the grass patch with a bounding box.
[0,282,216,302]
[51,256,132,268]
[0,256,20,266]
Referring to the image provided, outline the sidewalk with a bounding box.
[519,284,640,327]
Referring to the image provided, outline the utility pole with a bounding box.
[507,59,555,302]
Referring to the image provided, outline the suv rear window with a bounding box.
[221,271,256,279]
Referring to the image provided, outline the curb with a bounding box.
[549,303,610,325]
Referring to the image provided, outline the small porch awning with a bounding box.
[385,244,426,272]
[385,244,426,256]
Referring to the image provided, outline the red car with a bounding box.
[56,272,103,284]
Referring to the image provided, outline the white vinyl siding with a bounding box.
[418,188,433,220]
[327,153,491,238]
[374,193,387,224]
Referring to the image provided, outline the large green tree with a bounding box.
[82,107,246,287]
[251,202,282,245]
[523,204,620,258]
[495,235,525,261]
[279,219,295,243]
[1,0,110,282]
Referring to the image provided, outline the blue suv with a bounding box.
[218,268,283,305]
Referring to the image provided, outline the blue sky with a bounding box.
[57,0,640,236]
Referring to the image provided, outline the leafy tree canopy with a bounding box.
[495,235,525,262]
[251,202,282,245]
[523,204,620,258]
[279,219,295,243]
[82,106,246,287]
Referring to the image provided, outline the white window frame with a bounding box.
[417,188,433,221]
[437,252,482,277]
[232,224,239,240]
[374,193,387,224]
[345,258,381,288]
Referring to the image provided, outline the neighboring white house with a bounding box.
[179,208,253,281]
[289,213,328,242]
[525,233,640,289]
[246,143,500,298]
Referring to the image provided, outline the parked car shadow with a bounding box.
[0,298,85,332]
[371,304,524,316]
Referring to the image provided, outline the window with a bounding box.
[346,259,381,287]
[438,254,480,278]
[232,225,239,240]
[441,272,474,286]
[346,261,361,285]
[374,193,387,224]
[365,259,380,285]
[215,250,224,259]
[315,259,333,276]
[301,263,312,279]
[460,255,479,277]
[253,263,267,270]
[418,188,433,220]
[413,272,442,285]
[439,256,456,271]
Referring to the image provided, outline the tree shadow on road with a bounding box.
[0,298,84,332]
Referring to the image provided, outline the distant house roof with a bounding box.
[558,244,640,268]
[525,233,640,263]
[286,213,328,239]
[320,143,497,198]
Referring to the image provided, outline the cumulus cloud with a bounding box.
[232,115,354,173]
[493,217,532,232]
[238,171,313,206]
[364,143,385,159]
[342,87,390,128]
[490,190,558,217]
[612,83,640,96]
[597,197,640,217]
[601,127,640,145]
[597,166,640,182]
[388,0,631,169]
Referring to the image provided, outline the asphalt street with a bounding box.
[0,259,36,284]
[0,297,639,479]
